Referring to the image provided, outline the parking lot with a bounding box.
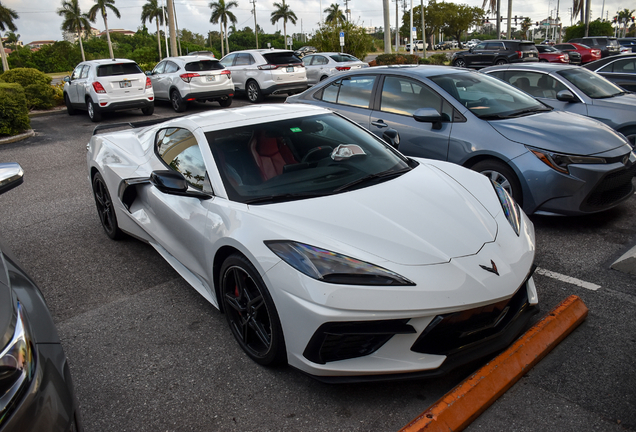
[1,98,635,431]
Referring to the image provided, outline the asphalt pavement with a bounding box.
[0,98,635,431]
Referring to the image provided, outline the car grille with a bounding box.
[581,163,636,211]
[410,281,531,356]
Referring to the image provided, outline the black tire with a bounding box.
[171,89,186,112]
[142,105,154,115]
[319,75,328,81]
[471,159,523,205]
[539,58,549,62]
[495,59,508,65]
[219,97,232,108]
[92,172,125,240]
[453,58,466,68]
[86,98,102,122]
[64,93,76,115]
[246,80,263,103]
[220,254,286,366]
[619,126,636,149]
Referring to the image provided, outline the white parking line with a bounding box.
[535,267,601,291]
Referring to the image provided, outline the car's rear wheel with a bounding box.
[92,172,124,240]
[220,254,286,366]
[471,159,523,205]
[142,105,154,115]
[495,59,508,65]
[219,97,232,107]
[246,80,263,103]
[86,99,102,122]
[64,94,76,115]
[320,75,328,81]
[171,89,186,112]
[539,59,548,62]
[453,58,466,68]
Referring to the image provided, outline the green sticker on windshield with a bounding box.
[290,127,302,133]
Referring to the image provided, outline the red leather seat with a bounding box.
[250,131,298,181]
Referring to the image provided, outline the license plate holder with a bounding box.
[206,75,216,82]
[119,81,132,88]
[286,66,294,72]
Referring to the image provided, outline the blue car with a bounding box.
[287,65,636,216]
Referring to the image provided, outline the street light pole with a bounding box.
[251,0,258,48]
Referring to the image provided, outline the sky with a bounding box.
[6,0,631,45]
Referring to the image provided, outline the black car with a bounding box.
[451,40,539,68]
[293,46,317,58]
[568,36,621,57]
[0,163,83,432]
[582,53,636,92]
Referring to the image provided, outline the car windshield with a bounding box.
[205,114,413,204]
[557,68,625,98]
[429,72,550,120]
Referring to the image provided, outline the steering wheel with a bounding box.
[301,146,333,163]
[466,97,491,108]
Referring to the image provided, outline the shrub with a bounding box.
[418,57,431,64]
[374,54,420,65]
[428,53,449,65]
[1,67,52,87]
[0,68,56,110]
[52,82,65,106]
[0,83,30,136]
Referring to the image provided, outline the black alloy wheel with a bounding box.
[221,254,286,366]
[92,172,124,240]
[453,58,466,68]
[171,89,186,112]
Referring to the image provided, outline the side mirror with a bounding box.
[556,90,577,102]
[382,129,400,150]
[145,71,153,76]
[63,76,71,83]
[150,170,211,199]
[0,162,24,195]
[413,108,444,130]
[469,47,474,53]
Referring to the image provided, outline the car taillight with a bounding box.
[145,77,152,89]
[180,73,200,83]
[258,64,278,70]
[592,49,601,56]
[92,81,106,93]
[296,63,305,68]
[516,50,522,58]
[221,70,231,78]
[335,66,351,71]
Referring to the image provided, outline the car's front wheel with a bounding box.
[220,254,286,366]
[495,59,508,65]
[619,126,636,149]
[92,172,124,240]
[86,99,102,122]
[453,58,466,68]
[171,89,186,112]
[246,80,263,103]
[471,159,523,206]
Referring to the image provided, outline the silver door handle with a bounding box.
[371,120,388,128]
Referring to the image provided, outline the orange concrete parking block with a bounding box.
[399,295,589,432]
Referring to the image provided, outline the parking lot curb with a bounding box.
[399,295,589,432]
[0,129,34,145]
[610,244,636,275]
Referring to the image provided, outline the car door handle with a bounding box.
[371,120,388,128]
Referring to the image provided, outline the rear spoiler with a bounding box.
[92,115,186,135]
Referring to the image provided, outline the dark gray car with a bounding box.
[0,163,83,432]
[287,65,636,216]
[481,63,636,146]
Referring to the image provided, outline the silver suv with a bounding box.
[148,55,234,112]
[63,58,154,122]
[219,49,307,103]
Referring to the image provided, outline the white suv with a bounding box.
[63,58,154,122]
[148,55,234,112]
[219,49,307,103]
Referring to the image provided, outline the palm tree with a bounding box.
[271,0,297,49]
[209,0,238,57]
[141,0,165,60]
[0,2,18,72]
[88,0,121,59]
[481,0,496,15]
[58,0,91,62]
[573,0,583,23]
[324,3,345,25]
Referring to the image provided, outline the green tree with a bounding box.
[564,19,613,40]
[209,0,238,56]
[615,9,635,37]
[58,0,91,62]
[520,17,532,38]
[88,0,121,59]
[573,0,584,24]
[443,3,483,43]
[310,21,372,61]
[4,30,18,48]
[141,0,165,61]
[324,3,345,26]
[0,2,18,72]
[271,0,297,50]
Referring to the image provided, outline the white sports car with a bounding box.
[86,104,538,381]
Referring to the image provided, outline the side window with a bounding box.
[156,128,211,192]
[303,55,314,65]
[608,59,636,72]
[474,43,487,50]
[320,79,341,103]
[485,43,503,51]
[334,75,375,108]
[153,61,166,74]
[164,61,179,73]
[234,53,252,66]
[220,54,235,67]
[506,71,567,99]
[314,56,329,65]
[380,76,444,117]
[71,65,84,80]
[79,65,90,79]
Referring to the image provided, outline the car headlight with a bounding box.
[492,181,521,236]
[529,147,605,174]
[265,241,415,286]
[0,303,36,426]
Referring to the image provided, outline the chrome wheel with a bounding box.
[471,159,523,205]
[454,59,466,68]
[246,81,262,103]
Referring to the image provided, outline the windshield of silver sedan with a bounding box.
[205,114,414,204]
[429,72,551,120]
[557,68,625,98]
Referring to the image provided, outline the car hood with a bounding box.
[592,92,636,109]
[488,110,627,155]
[249,163,498,266]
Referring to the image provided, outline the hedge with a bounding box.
[0,83,30,136]
[0,68,56,110]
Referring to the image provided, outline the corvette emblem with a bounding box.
[480,260,499,276]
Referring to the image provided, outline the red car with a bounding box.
[553,42,601,63]
[536,44,569,63]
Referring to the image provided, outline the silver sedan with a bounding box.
[302,52,368,85]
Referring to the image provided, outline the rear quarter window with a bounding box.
[97,63,143,77]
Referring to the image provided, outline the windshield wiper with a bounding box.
[243,192,330,204]
[479,107,550,120]
[334,167,411,193]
